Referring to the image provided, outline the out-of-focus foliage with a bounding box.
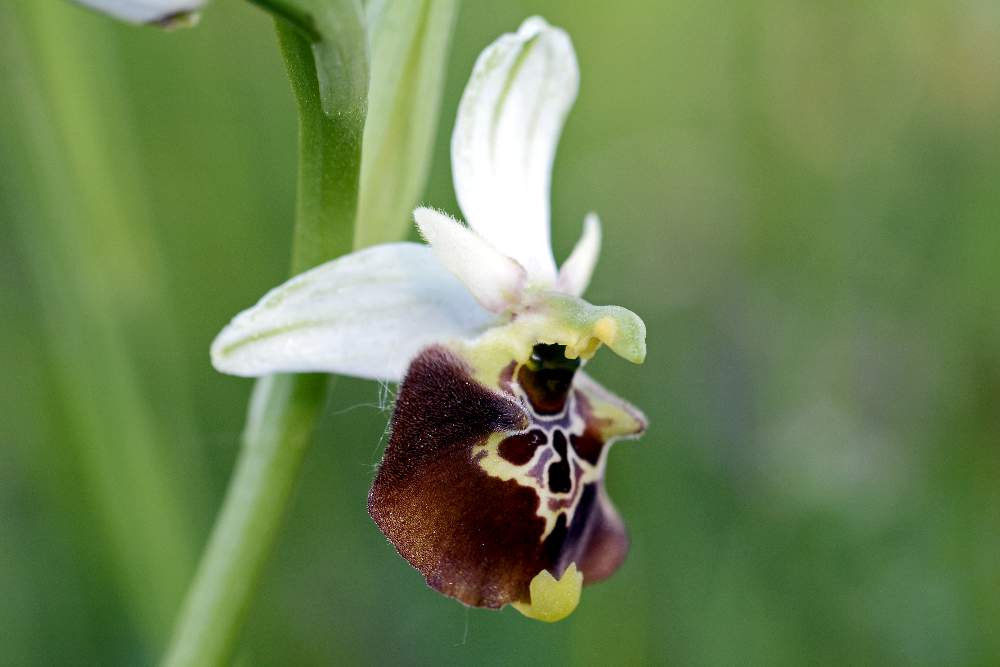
[1,0,998,665]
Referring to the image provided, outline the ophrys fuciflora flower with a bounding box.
[212,16,647,622]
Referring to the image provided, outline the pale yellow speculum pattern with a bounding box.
[472,392,606,541]
[458,301,644,541]
[511,563,583,622]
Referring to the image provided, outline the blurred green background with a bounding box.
[2,0,999,664]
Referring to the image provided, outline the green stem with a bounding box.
[281,21,363,274]
[162,374,328,667]
[163,21,363,667]
[245,0,320,42]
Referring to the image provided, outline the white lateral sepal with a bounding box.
[211,243,494,382]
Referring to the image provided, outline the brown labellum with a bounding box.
[368,344,643,609]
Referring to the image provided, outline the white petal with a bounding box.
[211,243,494,382]
[557,212,602,297]
[451,16,579,284]
[72,0,204,24]
[414,207,527,313]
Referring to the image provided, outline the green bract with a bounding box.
[357,0,458,247]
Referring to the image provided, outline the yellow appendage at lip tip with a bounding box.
[511,563,583,622]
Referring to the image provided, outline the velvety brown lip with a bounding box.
[368,343,640,609]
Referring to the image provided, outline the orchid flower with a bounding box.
[211,16,647,622]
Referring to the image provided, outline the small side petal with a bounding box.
[72,0,204,26]
[415,207,527,313]
[451,16,579,283]
[557,213,601,297]
[211,243,493,381]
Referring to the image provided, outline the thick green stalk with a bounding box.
[163,21,363,667]
[282,20,364,273]
[161,373,329,667]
